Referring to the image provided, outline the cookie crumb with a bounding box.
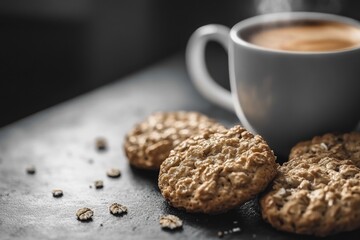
[94,180,104,189]
[96,137,107,151]
[109,203,128,216]
[160,214,183,230]
[52,189,63,198]
[26,165,36,174]
[100,223,103,227]
[106,168,121,178]
[217,231,224,238]
[232,227,241,233]
[76,207,93,221]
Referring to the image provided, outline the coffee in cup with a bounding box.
[244,20,360,52]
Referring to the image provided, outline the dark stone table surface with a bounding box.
[0,54,359,240]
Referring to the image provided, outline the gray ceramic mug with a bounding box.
[186,12,360,156]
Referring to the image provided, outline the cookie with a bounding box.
[260,155,360,236]
[124,111,225,170]
[289,132,360,167]
[158,125,277,214]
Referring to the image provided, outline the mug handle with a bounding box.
[186,24,234,112]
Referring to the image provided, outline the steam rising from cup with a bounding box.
[255,0,342,14]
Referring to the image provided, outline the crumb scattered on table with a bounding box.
[109,203,128,216]
[94,180,104,189]
[96,137,108,151]
[106,168,121,178]
[26,165,36,174]
[52,189,63,198]
[159,214,183,230]
[76,207,93,221]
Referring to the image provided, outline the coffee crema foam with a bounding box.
[247,21,360,52]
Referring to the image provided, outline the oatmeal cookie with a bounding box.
[289,132,360,167]
[260,155,360,236]
[158,125,277,214]
[124,111,224,170]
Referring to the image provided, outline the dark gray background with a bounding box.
[1,0,360,127]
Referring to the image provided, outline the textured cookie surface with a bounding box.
[289,132,360,167]
[158,125,277,214]
[260,155,360,236]
[124,111,224,170]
